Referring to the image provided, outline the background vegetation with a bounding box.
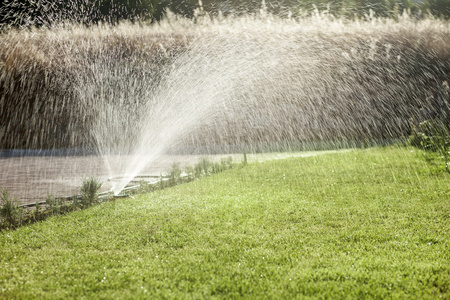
[1,0,450,27]
[1,11,449,150]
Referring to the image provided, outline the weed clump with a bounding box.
[136,179,154,194]
[79,177,103,208]
[195,158,212,177]
[409,86,450,172]
[168,163,182,186]
[221,156,233,170]
[1,177,105,231]
[46,193,65,214]
[134,156,235,194]
[0,190,23,229]
[193,156,234,178]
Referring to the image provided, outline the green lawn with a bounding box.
[0,147,449,299]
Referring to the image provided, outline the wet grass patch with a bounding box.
[0,146,449,298]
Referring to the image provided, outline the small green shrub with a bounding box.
[184,166,195,181]
[158,174,167,190]
[135,179,153,194]
[33,201,41,220]
[211,157,233,174]
[80,177,103,208]
[409,120,449,171]
[130,157,235,196]
[221,156,233,170]
[168,163,182,186]
[410,121,446,150]
[194,162,203,178]
[211,162,222,174]
[46,193,61,214]
[195,158,213,178]
[0,189,23,229]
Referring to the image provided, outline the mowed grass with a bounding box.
[0,147,449,299]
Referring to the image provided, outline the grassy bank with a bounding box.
[0,147,449,298]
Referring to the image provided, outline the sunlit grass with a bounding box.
[0,146,448,298]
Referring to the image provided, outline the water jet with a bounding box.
[0,7,449,203]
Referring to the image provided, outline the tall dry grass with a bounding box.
[0,11,449,150]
